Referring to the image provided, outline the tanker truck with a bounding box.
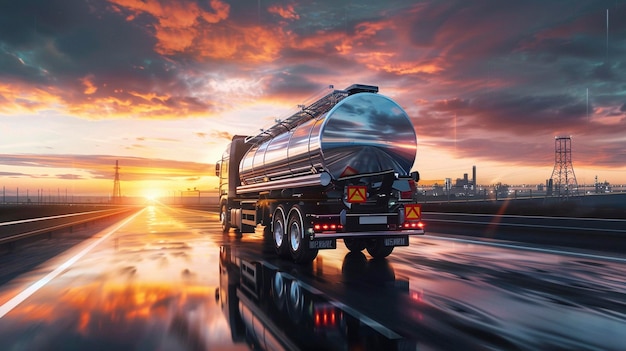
[215,84,424,263]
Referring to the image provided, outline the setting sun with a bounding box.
[143,191,160,202]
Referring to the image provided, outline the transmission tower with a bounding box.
[112,160,121,203]
[549,136,578,197]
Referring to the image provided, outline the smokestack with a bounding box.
[472,165,476,194]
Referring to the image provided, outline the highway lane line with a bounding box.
[0,208,144,319]
[423,235,626,263]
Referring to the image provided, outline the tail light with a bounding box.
[402,221,424,229]
[313,222,343,233]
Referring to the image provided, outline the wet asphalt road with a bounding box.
[0,205,624,350]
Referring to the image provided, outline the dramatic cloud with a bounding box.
[0,154,212,182]
[1,0,625,190]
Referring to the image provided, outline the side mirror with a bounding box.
[215,162,221,177]
[411,171,420,182]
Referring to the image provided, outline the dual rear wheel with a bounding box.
[272,204,318,264]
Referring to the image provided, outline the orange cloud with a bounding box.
[108,0,293,64]
[0,83,65,114]
[357,52,445,75]
[0,79,218,120]
[80,75,98,95]
[108,0,235,57]
[268,3,300,20]
[192,23,288,62]
[128,91,169,104]
[337,19,446,76]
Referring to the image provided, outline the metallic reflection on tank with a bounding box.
[240,92,416,185]
[320,93,416,179]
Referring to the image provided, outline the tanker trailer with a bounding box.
[215,84,424,263]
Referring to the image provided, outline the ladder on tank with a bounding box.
[244,84,378,146]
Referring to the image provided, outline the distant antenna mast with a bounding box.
[606,9,609,62]
[112,160,121,203]
[549,136,578,197]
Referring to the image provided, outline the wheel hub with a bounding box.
[290,222,301,251]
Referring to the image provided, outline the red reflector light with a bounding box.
[313,222,342,232]
[402,221,423,229]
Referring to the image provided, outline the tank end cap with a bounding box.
[320,172,332,186]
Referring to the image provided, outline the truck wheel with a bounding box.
[220,203,229,233]
[272,206,289,257]
[366,239,394,258]
[344,238,366,252]
[287,205,318,264]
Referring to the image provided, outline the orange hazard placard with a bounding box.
[347,186,367,203]
[340,166,359,178]
[405,204,421,220]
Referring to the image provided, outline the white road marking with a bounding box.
[0,208,144,319]
[423,234,626,263]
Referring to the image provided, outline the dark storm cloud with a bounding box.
[0,0,219,118]
[420,90,626,138]
[0,0,157,81]
[1,0,626,174]
[263,70,322,98]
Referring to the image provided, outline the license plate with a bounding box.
[359,216,387,225]
[309,239,336,249]
[384,237,408,247]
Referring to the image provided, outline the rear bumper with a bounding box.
[311,229,425,239]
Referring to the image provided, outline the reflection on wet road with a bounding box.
[0,205,624,350]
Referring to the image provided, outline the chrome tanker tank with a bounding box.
[239,89,417,188]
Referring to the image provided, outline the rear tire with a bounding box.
[344,238,366,252]
[287,205,318,264]
[366,239,394,258]
[272,206,289,257]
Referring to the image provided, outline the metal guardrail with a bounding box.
[0,208,138,245]
[421,212,626,235]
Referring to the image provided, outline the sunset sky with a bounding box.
[1,0,625,199]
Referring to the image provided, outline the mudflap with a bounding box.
[383,236,409,247]
[309,238,337,250]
